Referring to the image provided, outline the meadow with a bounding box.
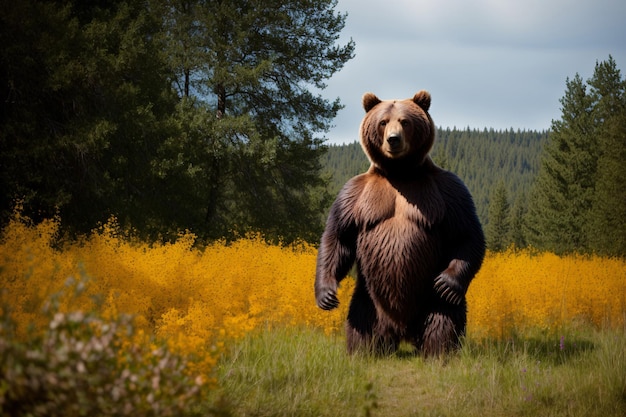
[1,213,625,416]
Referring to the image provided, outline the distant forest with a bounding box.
[320,128,549,228]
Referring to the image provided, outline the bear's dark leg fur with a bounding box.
[346,276,400,355]
[418,302,467,357]
[372,317,400,356]
[345,278,376,354]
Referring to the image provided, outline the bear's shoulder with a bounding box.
[332,170,396,227]
[431,168,475,208]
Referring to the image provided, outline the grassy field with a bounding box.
[209,326,626,417]
[1,214,625,416]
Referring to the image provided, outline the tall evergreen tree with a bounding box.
[525,56,625,256]
[154,0,356,241]
[509,192,527,249]
[525,74,596,254]
[486,182,510,251]
[585,57,626,256]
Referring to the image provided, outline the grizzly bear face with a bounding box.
[359,91,435,172]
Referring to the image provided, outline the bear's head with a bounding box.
[359,91,434,173]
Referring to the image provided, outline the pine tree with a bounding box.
[586,57,626,256]
[486,182,510,251]
[525,56,625,256]
[157,0,355,242]
[509,192,528,249]
[525,74,597,254]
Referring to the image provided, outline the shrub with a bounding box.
[0,291,207,417]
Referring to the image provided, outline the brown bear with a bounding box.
[315,91,485,356]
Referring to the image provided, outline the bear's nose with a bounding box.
[387,134,401,147]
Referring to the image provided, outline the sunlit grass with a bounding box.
[208,326,625,417]
[208,326,373,417]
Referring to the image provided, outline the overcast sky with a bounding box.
[321,0,626,144]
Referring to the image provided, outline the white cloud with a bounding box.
[323,0,626,143]
[341,0,626,47]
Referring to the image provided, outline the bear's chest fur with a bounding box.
[353,172,447,311]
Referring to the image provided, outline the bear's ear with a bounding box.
[413,90,431,112]
[362,93,381,112]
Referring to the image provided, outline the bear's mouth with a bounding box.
[384,142,406,157]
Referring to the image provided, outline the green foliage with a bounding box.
[0,0,179,235]
[586,58,626,256]
[486,182,510,251]
[526,56,626,256]
[434,128,547,229]
[509,192,528,248]
[153,0,355,242]
[0,0,354,244]
[525,75,596,253]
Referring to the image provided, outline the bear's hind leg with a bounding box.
[346,278,381,354]
[419,303,467,357]
[346,323,399,355]
[372,318,400,356]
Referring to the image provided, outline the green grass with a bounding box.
[206,326,626,417]
[207,328,370,416]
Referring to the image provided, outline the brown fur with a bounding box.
[315,91,485,356]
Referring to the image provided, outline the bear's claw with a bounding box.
[317,290,339,310]
[434,275,463,305]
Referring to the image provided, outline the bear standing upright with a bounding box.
[315,91,485,356]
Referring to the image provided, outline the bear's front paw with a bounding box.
[433,274,464,305]
[316,287,339,310]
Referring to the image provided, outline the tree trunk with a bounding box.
[215,83,225,119]
[184,68,190,97]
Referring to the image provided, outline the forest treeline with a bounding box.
[321,127,548,228]
[0,2,624,256]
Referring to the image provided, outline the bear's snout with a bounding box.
[383,130,408,157]
[387,133,401,147]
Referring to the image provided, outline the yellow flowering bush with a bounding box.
[1,213,625,386]
[0,214,352,376]
[468,249,626,338]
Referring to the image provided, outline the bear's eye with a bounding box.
[379,120,387,127]
[400,120,409,127]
